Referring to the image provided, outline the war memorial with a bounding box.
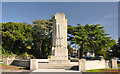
[50,13,70,64]
[3,13,118,72]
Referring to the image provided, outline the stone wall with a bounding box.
[86,60,106,70]
[30,59,49,70]
[3,58,30,68]
[3,58,118,71]
[3,58,14,65]
[105,60,111,68]
[14,59,30,67]
[3,58,50,70]
[79,59,118,72]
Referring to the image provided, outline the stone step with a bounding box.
[38,63,78,70]
[39,66,72,69]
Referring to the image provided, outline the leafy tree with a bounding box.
[32,19,49,58]
[68,24,87,59]
[118,38,120,45]
[2,22,33,58]
[31,16,54,58]
[68,24,115,59]
[110,38,120,58]
[96,48,106,57]
[67,44,73,57]
[2,15,54,59]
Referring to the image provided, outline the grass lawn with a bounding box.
[118,64,120,67]
[0,63,29,70]
[87,69,102,72]
[86,68,119,72]
[0,60,3,62]
[0,63,8,66]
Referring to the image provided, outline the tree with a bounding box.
[31,16,54,58]
[110,38,120,58]
[32,19,49,58]
[2,15,54,59]
[118,38,120,45]
[67,44,73,57]
[68,24,115,59]
[2,22,33,58]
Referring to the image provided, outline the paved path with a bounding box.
[29,69,82,74]
[32,69,80,72]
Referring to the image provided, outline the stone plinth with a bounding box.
[111,59,118,69]
[105,61,110,68]
[79,59,86,72]
[30,59,38,70]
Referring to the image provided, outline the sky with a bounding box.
[2,2,118,42]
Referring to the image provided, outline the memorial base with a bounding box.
[49,60,70,64]
[49,56,70,64]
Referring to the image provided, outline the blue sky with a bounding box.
[2,2,118,42]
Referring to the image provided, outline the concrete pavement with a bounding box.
[31,69,80,72]
[29,69,82,74]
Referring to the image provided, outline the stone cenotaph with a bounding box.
[50,13,70,64]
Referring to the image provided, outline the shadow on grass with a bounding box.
[19,67,30,70]
[70,65,78,70]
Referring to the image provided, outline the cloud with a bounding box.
[103,15,117,19]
